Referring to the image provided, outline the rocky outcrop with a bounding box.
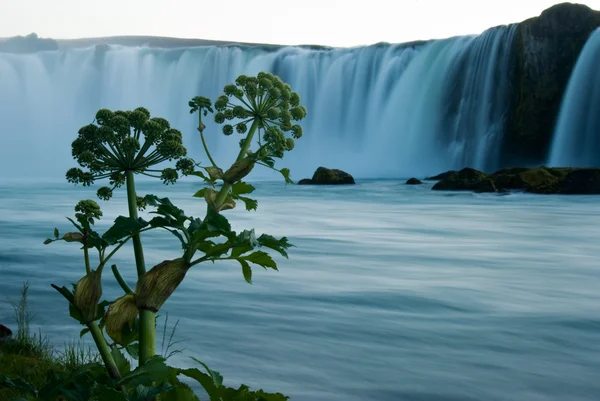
[425,171,458,181]
[502,3,600,166]
[406,178,423,185]
[0,33,58,53]
[430,166,600,194]
[0,324,12,342]
[298,167,355,185]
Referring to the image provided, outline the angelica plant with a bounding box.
[10,72,307,400]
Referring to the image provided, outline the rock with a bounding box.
[431,168,488,191]
[406,178,423,185]
[309,167,355,185]
[502,3,600,166]
[551,168,600,194]
[425,170,457,181]
[472,178,498,193]
[0,324,12,342]
[492,166,561,191]
[0,33,59,53]
[297,178,313,185]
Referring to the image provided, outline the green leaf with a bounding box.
[237,196,258,211]
[190,357,223,388]
[257,234,293,258]
[193,188,209,198]
[0,375,38,396]
[132,382,174,401]
[232,181,255,196]
[90,386,128,401]
[79,328,90,338]
[279,168,293,184]
[145,195,188,225]
[44,238,54,245]
[66,217,84,232]
[241,251,277,270]
[189,170,211,182]
[118,356,169,387]
[54,228,60,239]
[160,384,200,401]
[177,368,220,400]
[204,207,231,233]
[126,342,140,360]
[111,347,131,375]
[239,259,252,284]
[102,216,149,245]
[69,303,85,324]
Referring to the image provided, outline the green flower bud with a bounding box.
[74,200,102,223]
[215,95,228,111]
[280,119,293,132]
[239,138,247,148]
[80,172,94,186]
[109,172,126,187]
[121,137,140,153]
[214,112,225,124]
[63,232,85,243]
[109,115,131,137]
[97,125,114,141]
[66,168,83,184]
[280,88,291,102]
[286,137,295,151]
[223,109,234,120]
[223,125,234,136]
[244,82,258,98]
[232,106,247,118]
[105,293,139,346]
[175,158,195,175]
[78,124,99,141]
[259,78,273,90]
[73,269,103,323]
[268,87,281,99]
[267,108,281,120]
[129,109,150,131]
[235,88,245,98]
[97,187,113,200]
[236,123,247,134]
[224,84,237,96]
[135,258,189,312]
[150,117,170,130]
[289,92,300,107]
[161,168,179,185]
[279,101,290,111]
[257,72,274,80]
[290,106,307,121]
[291,125,303,139]
[157,140,186,160]
[235,74,249,86]
[95,109,114,125]
[281,110,292,121]
[78,150,95,165]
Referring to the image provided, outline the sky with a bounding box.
[1,0,599,47]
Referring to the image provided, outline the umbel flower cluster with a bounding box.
[65,107,195,200]
[191,72,307,162]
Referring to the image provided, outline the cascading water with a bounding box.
[548,28,600,168]
[0,26,516,181]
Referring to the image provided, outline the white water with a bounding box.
[548,28,600,167]
[0,26,515,181]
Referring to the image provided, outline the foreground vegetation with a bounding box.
[1,72,306,400]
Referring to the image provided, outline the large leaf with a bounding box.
[236,196,258,211]
[90,386,128,401]
[0,376,38,396]
[125,342,140,360]
[177,368,220,401]
[240,251,277,270]
[257,235,293,258]
[111,347,131,375]
[102,216,149,245]
[238,259,252,284]
[144,195,188,226]
[279,168,293,184]
[231,181,255,196]
[160,384,200,401]
[117,356,170,387]
[131,382,174,401]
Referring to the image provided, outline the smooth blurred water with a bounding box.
[1,180,600,401]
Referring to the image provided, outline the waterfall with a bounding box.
[548,28,600,168]
[0,26,516,182]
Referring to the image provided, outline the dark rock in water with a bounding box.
[425,170,457,181]
[309,167,355,185]
[298,178,313,185]
[539,168,600,194]
[431,168,488,191]
[472,178,498,193]
[0,324,12,342]
[502,3,600,166]
[406,178,423,185]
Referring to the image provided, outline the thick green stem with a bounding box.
[88,322,121,380]
[213,120,259,207]
[125,170,156,365]
[83,247,91,274]
[198,113,218,168]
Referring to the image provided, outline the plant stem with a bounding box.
[213,120,259,207]
[125,170,156,365]
[111,264,133,294]
[88,322,121,380]
[198,113,218,168]
[83,247,91,274]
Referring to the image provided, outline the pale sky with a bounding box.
[1,0,599,47]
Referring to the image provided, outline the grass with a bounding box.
[0,282,98,401]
